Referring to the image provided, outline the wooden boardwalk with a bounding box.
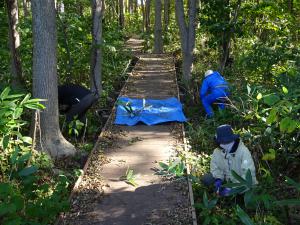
[60,39,193,225]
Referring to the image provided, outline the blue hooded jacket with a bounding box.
[200,71,229,99]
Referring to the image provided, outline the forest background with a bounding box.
[0,0,299,224]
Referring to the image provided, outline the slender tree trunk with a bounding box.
[119,0,125,28]
[163,0,170,31]
[175,0,197,82]
[22,0,29,16]
[220,0,241,73]
[154,0,163,53]
[133,0,138,13]
[6,0,23,88]
[288,0,293,14]
[141,0,145,32]
[31,0,76,158]
[90,0,104,95]
[145,0,151,33]
[129,0,133,13]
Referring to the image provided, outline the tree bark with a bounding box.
[31,0,76,158]
[22,0,29,16]
[128,0,133,13]
[90,0,104,95]
[175,0,197,82]
[163,0,170,31]
[6,0,23,88]
[119,0,125,28]
[220,0,241,73]
[141,0,145,32]
[145,0,151,33]
[154,0,163,53]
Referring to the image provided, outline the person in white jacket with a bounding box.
[202,124,257,196]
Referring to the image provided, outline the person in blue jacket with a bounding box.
[200,70,230,118]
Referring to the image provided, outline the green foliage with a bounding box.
[0,87,70,224]
[158,158,186,178]
[120,167,138,187]
[68,117,84,137]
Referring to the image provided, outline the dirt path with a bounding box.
[60,38,192,225]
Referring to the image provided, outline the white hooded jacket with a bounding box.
[210,140,258,184]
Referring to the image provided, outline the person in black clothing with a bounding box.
[58,84,99,138]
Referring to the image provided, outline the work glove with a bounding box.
[214,179,222,194]
[219,187,232,197]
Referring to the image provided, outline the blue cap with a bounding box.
[215,124,239,144]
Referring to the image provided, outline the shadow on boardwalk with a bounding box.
[62,180,191,225]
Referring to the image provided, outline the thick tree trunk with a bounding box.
[6,0,23,88]
[90,0,104,95]
[163,0,170,31]
[145,0,151,33]
[175,0,197,82]
[154,0,163,53]
[119,0,125,28]
[31,0,76,158]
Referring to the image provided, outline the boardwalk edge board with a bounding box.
[172,57,198,225]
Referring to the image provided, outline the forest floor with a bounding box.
[58,38,193,225]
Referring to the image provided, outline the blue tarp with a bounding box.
[114,97,187,126]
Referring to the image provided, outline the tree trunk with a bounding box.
[6,0,23,88]
[141,0,145,32]
[128,0,133,13]
[31,0,76,158]
[90,0,104,95]
[163,0,170,31]
[219,0,241,73]
[145,0,151,33]
[175,0,197,82]
[22,0,29,16]
[154,0,163,53]
[119,0,125,28]
[288,0,293,14]
[133,0,138,13]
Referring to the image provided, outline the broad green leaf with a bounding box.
[236,205,254,225]
[280,117,297,133]
[282,86,288,94]
[18,166,37,177]
[0,87,11,100]
[256,93,262,100]
[263,94,280,106]
[244,190,254,207]
[266,108,278,124]
[262,149,276,161]
[159,162,169,170]
[17,152,31,164]
[20,93,31,105]
[2,135,10,150]
[13,107,23,119]
[245,169,253,187]
[21,136,32,144]
[231,170,247,184]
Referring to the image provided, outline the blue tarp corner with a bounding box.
[114,97,187,126]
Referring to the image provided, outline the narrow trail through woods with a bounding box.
[60,38,193,225]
